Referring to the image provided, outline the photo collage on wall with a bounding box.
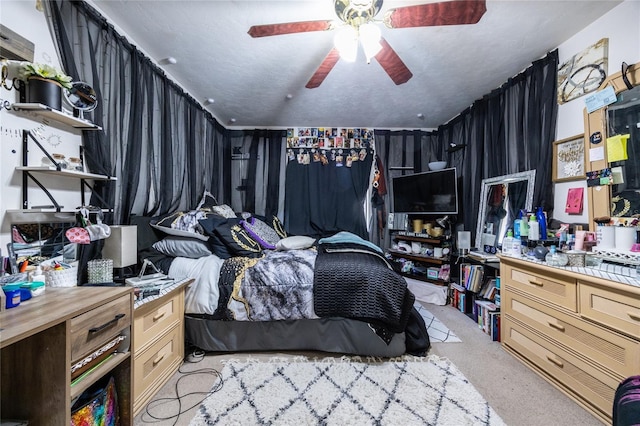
[286,127,375,168]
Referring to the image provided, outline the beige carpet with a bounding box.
[134,303,604,426]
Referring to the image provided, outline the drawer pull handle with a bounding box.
[628,312,640,322]
[546,355,564,368]
[153,353,166,366]
[89,313,125,333]
[528,280,543,287]
[548,322,565,332]
[153,312,166,322]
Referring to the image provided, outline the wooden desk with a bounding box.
[0,286,133,424]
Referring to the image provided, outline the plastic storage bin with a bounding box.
[2,284,22,309]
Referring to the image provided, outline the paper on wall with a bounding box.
[606,134,629,162]
[589,146,604,162]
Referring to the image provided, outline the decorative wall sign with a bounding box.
[553,134,585,182]
[557,38,608,104]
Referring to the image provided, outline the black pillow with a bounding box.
[212,218,263,258]
[199,214,234,259]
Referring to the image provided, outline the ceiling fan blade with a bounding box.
[374,38,413,85]
[306,48,341,89]
[248,20,332,38]
[386,0,487,29]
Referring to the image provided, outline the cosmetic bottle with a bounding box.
[528,214,539,242]
[536,207,547,240]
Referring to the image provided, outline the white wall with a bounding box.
[553,0,640,224]
[1,2,85,251]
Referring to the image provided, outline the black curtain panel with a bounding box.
[284,148,374,239]
[46,0,228,224]
[441,50,558,242]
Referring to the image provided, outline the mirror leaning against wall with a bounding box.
[475,170,536,252]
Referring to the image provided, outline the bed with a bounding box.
[131,203,430,358]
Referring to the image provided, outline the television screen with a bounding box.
[392,168,459,215]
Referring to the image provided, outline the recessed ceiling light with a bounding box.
[417,113,424,119]
[286,94,293,100]
[204,98,215,106]
[229,118,237,123]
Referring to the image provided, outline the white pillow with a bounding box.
[153,237,212,258]
[276,235,316,251]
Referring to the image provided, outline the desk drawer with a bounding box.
[504,291,640,379]
[133,324,183,411]
[70,294,131,362]
[503,317,617,421]
[134,291,183,352]
[504,264,577,311]
[579,281,640,340]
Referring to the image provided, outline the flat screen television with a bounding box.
[392,168,459,215]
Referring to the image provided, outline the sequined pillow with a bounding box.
[150,210,210,241]
[241,216,282,250]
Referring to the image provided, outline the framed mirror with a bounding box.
[10,218,78,267]
[475,170,536,251]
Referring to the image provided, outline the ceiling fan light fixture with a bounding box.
[334,26,358,62]
[359,22,382,62]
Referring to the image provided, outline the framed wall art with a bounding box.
[553,134,586,182]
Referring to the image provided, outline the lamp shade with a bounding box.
[102,225,138,268]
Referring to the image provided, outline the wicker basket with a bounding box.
[45,268,77,287]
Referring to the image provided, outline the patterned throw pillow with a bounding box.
[211,204,237,218]
[215,219,263,258]
[150,210,209,241]
[241,216,282,249]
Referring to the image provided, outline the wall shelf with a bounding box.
[11,103,101,130]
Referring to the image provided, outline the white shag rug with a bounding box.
[190,355,505,426]
[414,303,462,343]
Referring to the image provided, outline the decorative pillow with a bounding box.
[150,210,209,241]
[213,219,263,258]
[240,216,282,249]
[152,236,212,258]
[261,214,288,239]
[198,214,233,259]
[195,190,218,211]
[211,204,236,218]
[276,235,316,251]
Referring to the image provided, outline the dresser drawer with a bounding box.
[579,281,640,340]
[503,317,617,421]
[70,294,131,362]
[504,291,640,379]
[503,264,577,311]
[133,323,183,413]
[134,290,183,353]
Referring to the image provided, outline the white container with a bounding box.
[45,268,77,287]
[615,226,637,251]
[596,226,615,249]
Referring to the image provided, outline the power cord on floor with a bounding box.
[139,346,224,425]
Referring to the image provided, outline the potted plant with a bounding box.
[19,62,73,111]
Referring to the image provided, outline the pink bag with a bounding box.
[66,227,91,244]
[565,188,584,214]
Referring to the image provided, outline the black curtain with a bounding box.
[438,51,558,243]
[46,0,229,224]
[284,148,374,239]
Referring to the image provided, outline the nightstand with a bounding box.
[132,278,193,416]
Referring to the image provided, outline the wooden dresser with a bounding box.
[132,278,192,416]
[499,256,640,424]
[0,286,134,424]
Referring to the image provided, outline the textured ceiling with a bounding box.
[89,0,622,129]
